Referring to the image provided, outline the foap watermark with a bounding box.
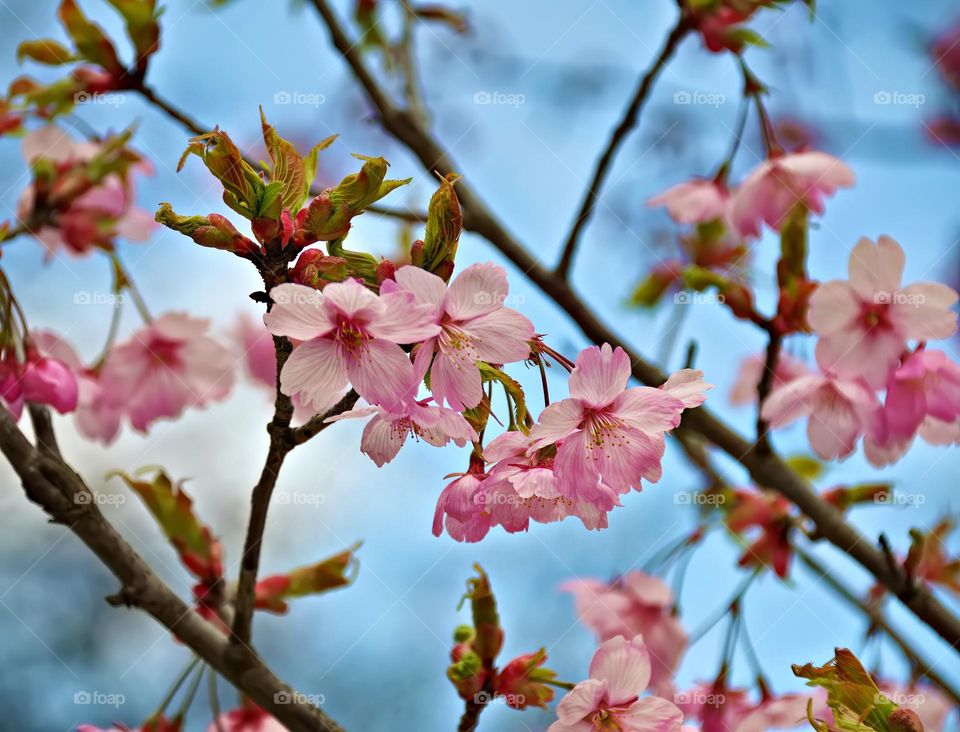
[273,90,326,107]
[74,290,125,306]
[674,691,726,708]
[75,491,126,507]
[473,90,526,108]
[874,492,925,508]
[474,690,525,706]
[674,491,725,506]
[673,90,726,108]
[875,691,926,707]
[74,91,125,107]
[874,291,926,307]
[674,291,725,306]
[873,91,925,108]
[275,491,326,508]
[274,690,326,706]
[74,690,126,708]
[272,288,323,306]
[473,291,525,308]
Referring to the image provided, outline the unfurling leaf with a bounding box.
[58,0,124,74]
[458,564,503,664]
[253,543,360,613]
[328,154,411,212]
[418,172,462,278]
[179,129,265,219]
[104,0,161,68]
[478,362,529,433]
[260,109,335,214]
[16,40,75,66]
[110,467,223,584]
[155,202,259,257]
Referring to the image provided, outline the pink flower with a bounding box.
[432,470,493,542]
[877,349,960,442]
[561,572,687,696]
[548,635,683,732]
[207,706,287,732]
[102,313,235,431]
[808,236,958,388]
[729,152,854,238]
[264,279,440,413]
[326,398,477,467]
[729,353,809,406]
[235,312,277,390]
[19,352,78,414]
[528,345,707,496]
[383,263,534,411]
[483,430,620,531]
[677,686,818,732]
[647,179,729,225]
[760,371,878,461]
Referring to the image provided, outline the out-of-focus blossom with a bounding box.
[548,635,683,732]
[729,152,854,238]
[235,312,277,390]
[383,263,534,411]
[808,236,958,388]
[561,572,687,696]
[931,23,960,92]
[729,352,809,405]
[878,682,953,732]
[206,705,287,732]
[647,179,729,226]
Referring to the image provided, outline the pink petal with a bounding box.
[369,289,442,343]
[589,635,652,705]
[621,696,684,732]
[529,399,584,448]
[815,330,903,389]
[114,207,156,242]
[612,387,684,435]
[847,236,904,300]
[279,338,347,414]
[345,338,417,410]
[659,369,712,408]
[392,265,447,312]
[890,282,959,340]
[321,277,384,322]
[264,284,335,341]
[360,413,408,466]
[430,347,483,411]
[760,374,822,427]
[444,262,509,320]
[569,344,632,407]
[807,281,860,335]
[460,306,534,364]
[556,678,608,724]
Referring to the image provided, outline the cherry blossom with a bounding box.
[760,371,878,460]
[729,352,809,405]
[382,263,534,410]
[528,345,709,496]
[647,179,729,226]
[808,236,958,388]
[677,685,818,732]
[207,706,287,732]
[548,635,683,732]
[729,152,854,238]
[561,572,687,696]
[264,278,439,413]
[102,313,235,432]
[19,350,78,414]
[432,469,493,542]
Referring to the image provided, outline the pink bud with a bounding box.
[20,356,79,414]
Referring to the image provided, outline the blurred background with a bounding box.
[0,0,959,729]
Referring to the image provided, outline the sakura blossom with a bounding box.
[561,572,688,696]
[264,278,439,413]
[760,370,878,461]
[548,635,683,732]
[528,345,710,496]
[432,469,493,542]
[728,152,854,238]
[207,706,288,732]
[808,236,959,389]
[647,179,729,226]
[382,263,534,410]
[729,352,809,405]
[677,685,819,732]
[101,312,235,432]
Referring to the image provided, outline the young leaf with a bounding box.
[16,40,75,66]
[253,543,360,613]
[58,0,124,74]
[259,109,335,213]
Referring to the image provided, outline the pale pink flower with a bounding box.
[677,686,818,732]
[760,371,878,461]
[483,430,620,531]
[729,352,809,405]
[808,236,958,388]
[529,345,707,496]
[235,312,277,390]
[548,635,683,732]
[19,352,78,414]
[383,263,534,411]
[561,572,687,696]
[729,152,854,238]
[264,278,440,413]
[326,398,476,467]
[102,313,235,432]
[432,470,493,542]
[207,706,287,732]
[647,179,729,225]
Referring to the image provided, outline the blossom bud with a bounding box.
[291,249,348,289]
[630,261,683,306]
[409,239,425,268]
[447,645,487,699]
[494,649,557,709]
[420,173,462,279]
[375,259,396,284]
[462,564,503,664]
[155,203,259,258]
[292,192,353,247]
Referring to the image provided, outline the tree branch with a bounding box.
[0,406,343,732]
[306,0,960,654]
[554,11,692,279]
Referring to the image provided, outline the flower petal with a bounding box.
[444,262,509,320]
[345,338,416,410]
[589,635,652,705]
[569,344,632,407]
[265,284,335,341]
[279,338,348,414]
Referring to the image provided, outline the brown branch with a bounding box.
[754,321,782,453]
[796,546,960,707]
[291,390,361,446]
[554,11,692,279]
[307,0,960,654]
[132,81,208,137]
[0,406,343,732]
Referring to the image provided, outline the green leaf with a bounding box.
[104,0,161,64]
[16,39,75,65]
[58,0,124,73]
[179,130,264,219]
[259,109,336,213]
[253,543,360,613]
[420,173,463,275]
[478,362,529,433]
[111,467,223,584]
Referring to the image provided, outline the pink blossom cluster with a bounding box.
[746,236,960,465]
[648,151,855,240]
